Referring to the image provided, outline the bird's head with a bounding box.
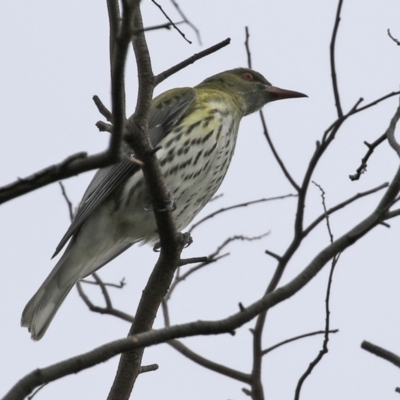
[198,68,307,116]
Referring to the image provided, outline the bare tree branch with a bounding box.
[168,339,251,383]
[107,2,190,397]
[312,181,334,242]
[139,364,159,374]
[304,183,388,236]
[170,0,202,45]
[295,198,339,399]
[361,341,400,368]
[244,26,252,69]
[351,96,400,180]
[6,160,400,399]
[93,95,113,122]
[387,29,400,46]
[154,38,231,86]
[77,280,135,324]
[151,0,192,44]
[0,152,115,205]
[168,234,268,301]
[58,182,74,221]
[330,0,344,118]
[349,134,387,181]
[262,329,339,355]
[385,97,400,157]
[294,254,339,399]
[189,194,296,233]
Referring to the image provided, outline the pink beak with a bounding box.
[266,85,308,100]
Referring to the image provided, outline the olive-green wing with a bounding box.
[52,88,196,257]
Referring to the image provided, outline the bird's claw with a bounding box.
[179,232,193,248]
[158,197,176,212]
[152,232,192,253]
[153,241,161,252]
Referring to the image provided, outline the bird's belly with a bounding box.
[164,116,238,230]
[119,111,239,241]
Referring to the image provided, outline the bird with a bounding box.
[21,68,307,340]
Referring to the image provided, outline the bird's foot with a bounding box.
[152,232,192,252]
[143,195,176,213]
[157,196,176,212]
[179,232,193,249]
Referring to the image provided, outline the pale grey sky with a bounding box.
[1,1,400,399]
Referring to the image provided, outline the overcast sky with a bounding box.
[1,1,400,399]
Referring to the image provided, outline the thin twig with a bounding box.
[93,95,113,122]
[154,38,231,86]
[140,21,184,33]
[58,182,74,221]
[27,384,48,400]
[170,0,202,45]
[385,96,400,157]
[330,0,344,118]
[351,96,400,179]
[259,110,300,191]
[264,249,282,262]
[168,339,251,383]
[209,193,224,202]
[168,234,269,300]
[81,277,126,289]
[167,253,229,301]
[349,134,387,180]
[388,29,400,46]
[295,184,339,398]
[312,181,334,242]
[304,183,388,236]
[244,26,252,69]
[262,329,339,355]
[139,364,159,374]
[151,0,191,44]
[294,253,340,399]
[179,256,209,266]
[353,91,400,114]
[189,194,296,233]
[96,121,113,133]
[92,273,112,308]
[77,281,135,324]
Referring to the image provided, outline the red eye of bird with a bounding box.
[242,72,254,81]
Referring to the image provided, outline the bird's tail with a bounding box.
[21,234,134,340]
[21,264,78,341]
[20,242,86,341]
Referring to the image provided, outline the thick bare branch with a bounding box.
[6,163,400,399]
[0,152,114,205]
